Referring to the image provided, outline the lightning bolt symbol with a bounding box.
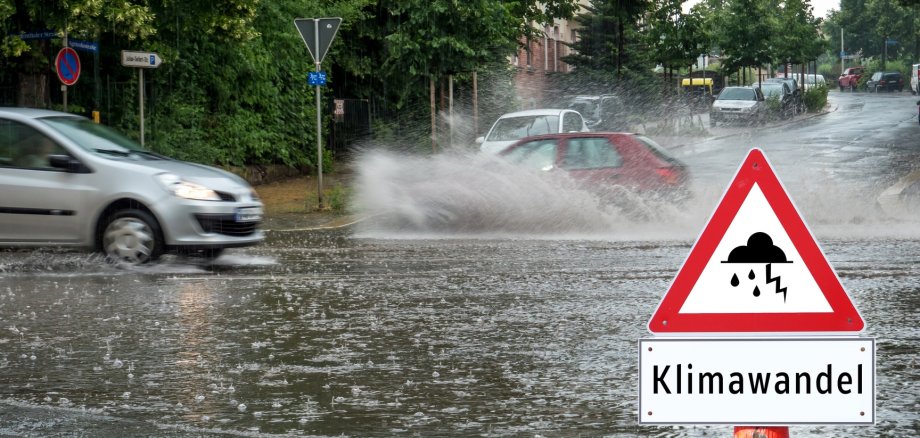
[765,263,787,302]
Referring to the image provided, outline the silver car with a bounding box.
[476,109,589,154]
[710,86,767,127]
[0,108,264,264]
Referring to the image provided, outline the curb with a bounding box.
[671,104,838,149]
[264,214,366,233]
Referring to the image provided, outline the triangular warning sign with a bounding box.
[648,149,864,333]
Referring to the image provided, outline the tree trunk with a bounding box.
[17,40,51,108]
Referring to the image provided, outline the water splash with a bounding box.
[350,149,710,240]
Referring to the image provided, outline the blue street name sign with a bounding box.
[68,39,99,54]
[16,30,56,40]
[308,71,327,86]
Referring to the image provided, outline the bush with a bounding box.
[804,86,828,112]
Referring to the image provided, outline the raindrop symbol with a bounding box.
[730,273,740,287]
[753,286,761,297]
[748,269,755,280]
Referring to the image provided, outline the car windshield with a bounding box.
[37,116,159,159]
[718,88,756,101]
[760,84,784,97]
[487,115,559,141]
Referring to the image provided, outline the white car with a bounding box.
[790,73,827,91]
[476,109,588,154]
[710,86,767,126]
[0,107,264,264]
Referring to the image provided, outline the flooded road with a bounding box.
[1,92,919,437]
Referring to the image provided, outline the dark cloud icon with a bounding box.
[722,232,792,301]
[724,232,790,264]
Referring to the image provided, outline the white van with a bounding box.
[912,63,920,95]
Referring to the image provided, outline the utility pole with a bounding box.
[840,28,845,75]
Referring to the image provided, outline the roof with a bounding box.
[497,109,573,118]
[0,107,81,119]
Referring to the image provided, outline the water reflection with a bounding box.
[0,237,916,436]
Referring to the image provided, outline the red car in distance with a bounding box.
[499,132,690,199]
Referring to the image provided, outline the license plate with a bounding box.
[235,207,263,222]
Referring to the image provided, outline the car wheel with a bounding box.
[100,209,164,264]
[851,84,856,92]
[839,84,844,92]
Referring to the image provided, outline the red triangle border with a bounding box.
[647,149,864,333]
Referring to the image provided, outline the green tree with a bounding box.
[715,0,775,82]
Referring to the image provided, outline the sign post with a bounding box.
[121,51,162,147]
[639,149,874,434]
[295,17,341,210]
[55,43,81,112]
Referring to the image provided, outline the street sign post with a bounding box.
[295,17,342,210]
[121,51,163,146]
[639,149,874,431]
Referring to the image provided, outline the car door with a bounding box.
[0,118,89,243]
[561,111,586,133]
[560,136,625,186]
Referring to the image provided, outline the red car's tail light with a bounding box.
[656,167,682,185]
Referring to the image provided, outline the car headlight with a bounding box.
[156,173,221,201]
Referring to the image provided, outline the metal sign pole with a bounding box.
[63,32,68,112]
[139,68,145,147]
[314,19,324,210]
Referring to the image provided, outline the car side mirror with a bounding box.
[48,154,89,173]
[475,136,485,145]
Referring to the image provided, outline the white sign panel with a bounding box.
[121,50,162,68]
[638,338,875,425]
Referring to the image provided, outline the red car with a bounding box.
[499,132,689,199]
[838,66,864,92]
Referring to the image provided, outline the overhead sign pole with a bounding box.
[295,17,341,210]
[121,51,162,147]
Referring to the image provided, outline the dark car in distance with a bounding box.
[866,71,904,92]
[498,132,689,199]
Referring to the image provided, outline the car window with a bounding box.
[487,115,559,141]
[562,137,622,170]
[39,116,145,156]
[636,135,682,166]
[503,139,557,171]
[0,119,66,170]
[562,113,583,132]
[717,88,756,100]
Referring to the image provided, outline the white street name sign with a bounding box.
[121,50,162,68]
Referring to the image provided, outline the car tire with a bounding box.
[851,84,856,92]
[100,209,164,265]
[839,84,844,92]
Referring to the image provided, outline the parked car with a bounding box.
[752,81,795,118]
[912,63,920,95]
[477,109,588,154]
[790,73,827,91]
[866,71,904,92]
[838,66,864,92]
[565,94,625,131]
[764,77,803,113]
[0,107,264,264]
[710,86,767,127]
[498,132,689,199]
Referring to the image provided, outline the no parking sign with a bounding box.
[55,47,81,86]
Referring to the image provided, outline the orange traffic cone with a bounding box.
[733,426,790,438]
